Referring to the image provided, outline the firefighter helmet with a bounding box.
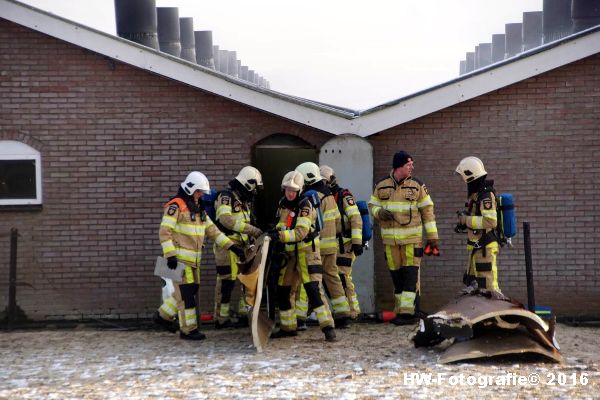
[281,170,304,191]
[455,157,487,183]
[319,165,337,187]
[181,171,210,195]
[295,162,322,186]
[235,166,263,192]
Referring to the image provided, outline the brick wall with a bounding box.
[368,53,600,316]
[0,19,332,320]
[1,18,598,320]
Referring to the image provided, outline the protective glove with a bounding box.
[167,256,178,270]
[248,226,263,238]
[351,243,363,257]
[424,239,440,256]
[266,229,280,243]
[378,208,394,221]
[229,244,245,259]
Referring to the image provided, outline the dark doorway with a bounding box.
[252,134,317,229]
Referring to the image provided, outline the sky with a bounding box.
[18,0,542,110]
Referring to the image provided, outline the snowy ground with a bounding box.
[0,322,598,399]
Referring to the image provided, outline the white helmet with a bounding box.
[319,165,336,186]
[235,166,263,192]
[455,157,487,183]
[295,162,322,186]
[181,171,210,195]
[281,170,304,191]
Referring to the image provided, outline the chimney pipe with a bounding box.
[459,60,466,75]
[477,43,492,68]
[248,69,255,83]
[543,0,573,43]
[227,51,239,78]
[156,7,181,57]
[474,45,480,69]
[218,50,229,74]
[114,0,159,49]
[194,31,214,68]
[522,11,543,51]
[213,45,220,71]
[240,66,249,80]
[572,0,600,33]
[465,52,475,72]
[491,33,506,63]
[505,22,523,58]
[179,17,196,62]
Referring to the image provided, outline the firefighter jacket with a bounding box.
[369,173,438,246]
[159,197,233,268]
[214,189,260,245]
[465,185,498,244]
[334,187,363,246]
[275,197,321,259]
[303,182,341,255]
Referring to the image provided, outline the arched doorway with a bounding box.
[252,134,317,228]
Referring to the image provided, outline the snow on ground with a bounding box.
[0,323,598,399]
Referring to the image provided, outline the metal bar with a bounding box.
[523,221,535,312]
[8,228,18,327]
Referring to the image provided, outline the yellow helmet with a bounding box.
[319,165,336,186]
[455,157,487,183]
[295,162,322,186]
[281,171,304,191]
[235,166,263,192]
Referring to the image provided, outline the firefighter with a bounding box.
[320,165,363,320]
[295,162,351,329]
[154,171,245,340]
[213,166,264,329]
[368,151,439,325]
[455,156,501,291]
[267,171,337,342]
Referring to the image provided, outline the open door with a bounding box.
[252,134,317,229]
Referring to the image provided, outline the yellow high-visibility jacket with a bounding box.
[369,173,438,246]
[159,197,233,268]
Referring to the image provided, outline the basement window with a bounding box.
[0,141,42,207]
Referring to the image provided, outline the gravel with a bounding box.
[1,322,598,399]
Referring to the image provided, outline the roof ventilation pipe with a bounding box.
[179,17,196,62]
[227,51,239,77]
[213,45,220,70]
[465,52,475,72]
[156,7,181,57]
[240,65,249,81]
[543,0,573,43]
[491,33,506,63]
[572,0,600,32]
[504,22,523,58]
[522,11,543,51]
[477,43,492,68]
[218,50,229,73]
[194,31,215,68]
[114,0,159,49]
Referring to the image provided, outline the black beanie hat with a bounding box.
[393,151,412,169]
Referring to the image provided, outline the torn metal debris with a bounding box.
[412,289,563,364]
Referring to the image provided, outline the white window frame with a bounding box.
[0,140,42,206]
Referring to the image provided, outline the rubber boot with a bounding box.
[180,329,206,341]
[323,326,338,342]
[153,311,177,333]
